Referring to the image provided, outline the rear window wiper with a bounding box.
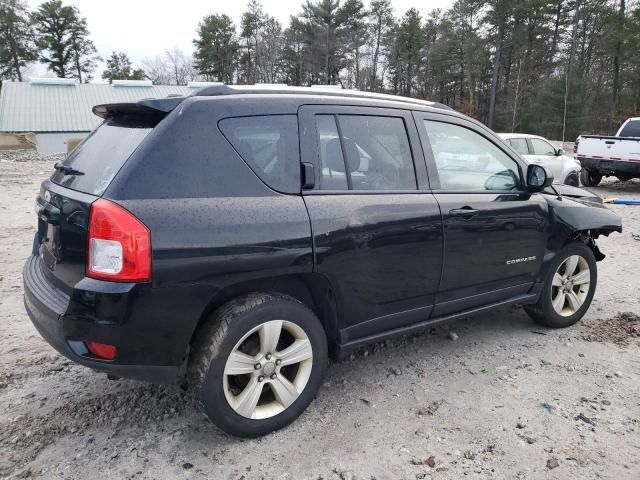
[54,162,85,176]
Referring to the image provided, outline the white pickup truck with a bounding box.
[576,117,640,186]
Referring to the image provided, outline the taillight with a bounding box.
[87,198,151,282]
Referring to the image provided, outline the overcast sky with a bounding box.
[26,0,455,81]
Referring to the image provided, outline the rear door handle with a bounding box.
[449,207,479,219]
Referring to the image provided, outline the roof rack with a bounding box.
[192,84,454,111]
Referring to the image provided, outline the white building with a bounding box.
[0,79,193,154]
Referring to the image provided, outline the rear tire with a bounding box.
[580,169,602,187]
[190,293,328,438]
[525,242,597,328]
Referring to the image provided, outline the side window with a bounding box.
[316,114,417,191]
[424,120,520,191]
[219,115,300,194]
[338,115,417,190]
[530,138,556,156]
[508,138,530,155]
[317,115,348,190]
[619,120,640,137]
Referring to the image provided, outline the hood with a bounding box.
[543,184,603,205]
[543,186,622,236]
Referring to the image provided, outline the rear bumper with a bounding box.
[23,254,180,383]
[579,157,640,176]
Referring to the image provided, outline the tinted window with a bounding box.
[424,121,520,191]
[619,120,640,137]
[530,138,556,156]
[51,117,154,195]
[508,138,530,155]
[317,115,348,190]
[219,115,300,194]
[316,114,416,191]
[339,115,416,190]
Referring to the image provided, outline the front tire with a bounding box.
[564,172,580,187]
[580,169,602,187]
[525,242,597,328]
[190,293,328,438]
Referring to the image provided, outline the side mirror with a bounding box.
[527,164,554,192]
[556,148,564,156]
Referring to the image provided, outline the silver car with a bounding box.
[498,133,581,186]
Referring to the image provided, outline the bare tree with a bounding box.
[142,55,171,84]
[143,47,197,85]
[165,46,197,85]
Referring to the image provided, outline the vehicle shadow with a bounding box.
[591,178,640,194]
[7,305,574,477]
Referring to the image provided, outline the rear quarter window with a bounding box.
[51,115,155,195]
[218,115,300,194]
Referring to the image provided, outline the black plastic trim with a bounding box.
[338,293,538,356]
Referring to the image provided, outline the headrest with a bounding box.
[323,138,360,173]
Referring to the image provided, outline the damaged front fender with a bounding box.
[545,191,622,253]
[531,191,622,287]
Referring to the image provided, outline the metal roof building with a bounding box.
[0,79,191,154]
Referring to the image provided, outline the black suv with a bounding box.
[24,85,621,437]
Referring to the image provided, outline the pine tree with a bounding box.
[282,16,307,86]
[193,14,239,82]
[368,0,393,91]
[102,52,146,83]
[239,0,264,83]
[338,0,369,89]
[31,0,98,81]
[0,0,38,81]
[301,0,344,84]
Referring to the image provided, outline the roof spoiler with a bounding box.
[92,96,188,119]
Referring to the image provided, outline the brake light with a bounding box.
[87,198,151,282]
[85,341,116,360]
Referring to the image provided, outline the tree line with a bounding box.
[2,0,640,140]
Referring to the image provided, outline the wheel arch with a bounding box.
[188,273,341,362]
[537,226,615,289]
[564,171,580,186]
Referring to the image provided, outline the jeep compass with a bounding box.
[23,85,622,437]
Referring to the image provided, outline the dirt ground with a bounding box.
[1,150,639,480]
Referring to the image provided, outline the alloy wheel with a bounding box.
[223,320,313,419]
[551,255,591,316]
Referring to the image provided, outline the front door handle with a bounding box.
[449,207,479,219]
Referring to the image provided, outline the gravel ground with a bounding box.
[1,150,639,480]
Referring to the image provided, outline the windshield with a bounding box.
[51,115,156,195]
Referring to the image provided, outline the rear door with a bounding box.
[414,112,548,316]
[299,105,443,346]
[36,115,156,292]
[507,137,532,159]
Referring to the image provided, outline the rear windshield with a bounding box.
[619,120,640,138]
[51,116,155,195]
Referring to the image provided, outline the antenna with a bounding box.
[562,70,568,145]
